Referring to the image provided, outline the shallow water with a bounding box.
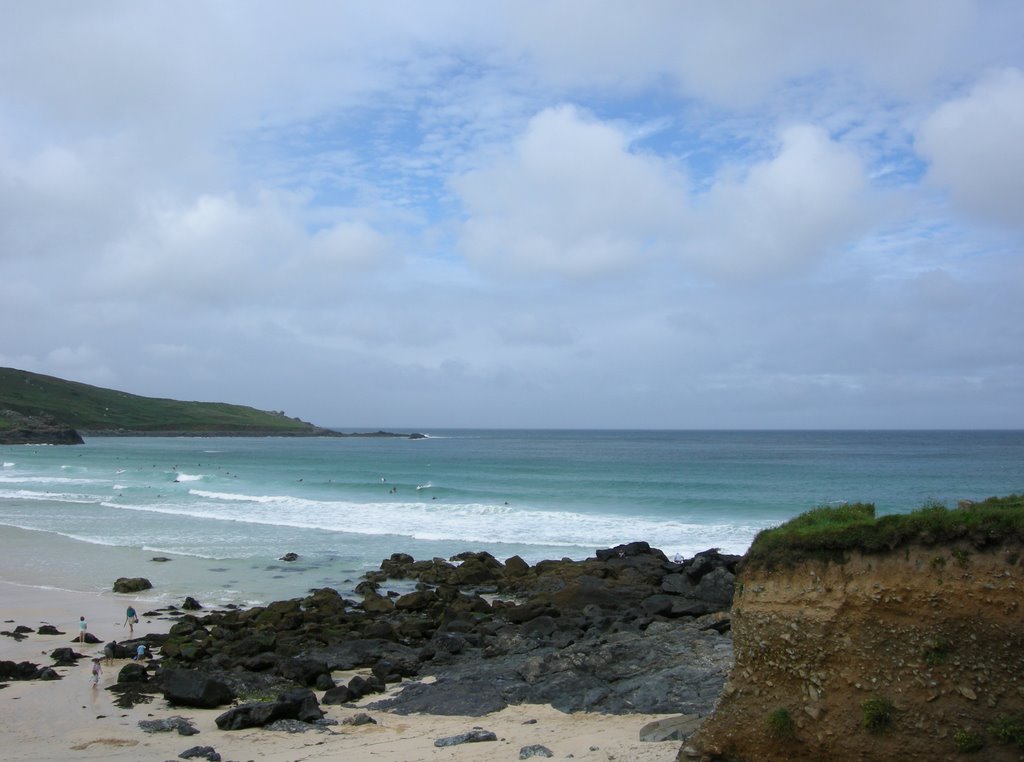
[2,429,1021,606]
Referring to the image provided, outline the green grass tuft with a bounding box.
[990,714,1024,748]
[766,707,796,740]
[953,729,985,753]
[861,696,894,734]
[922,637,952,666]
[744,495,1024,570]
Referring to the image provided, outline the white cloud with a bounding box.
[454,105,688,278]
[308,220,396,271]
[916,67,1024,229]
[0,3,1022,427]
[682,125,871,277]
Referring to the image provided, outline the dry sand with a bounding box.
[0,581,683,761]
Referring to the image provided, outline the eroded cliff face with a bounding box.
[686,543,1024,761]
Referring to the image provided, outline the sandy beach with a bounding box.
[0,581,683,762]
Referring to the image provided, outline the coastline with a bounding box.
[0,580,684,762]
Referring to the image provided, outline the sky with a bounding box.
[1,1,1023,430]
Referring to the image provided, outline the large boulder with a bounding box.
[113,577,153,594]
[161,668,235,708]
[49,647,81,666]
[117,662,149,683]
[214,688,322,730]
[277,657,330,687]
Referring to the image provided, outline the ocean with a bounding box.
[1,429,1022,609]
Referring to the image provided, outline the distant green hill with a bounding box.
[0,367,338,439]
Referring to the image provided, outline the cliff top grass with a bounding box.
[744,494,1024,569]
[0,366,331,435]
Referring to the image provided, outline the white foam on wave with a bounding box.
[0,488,99,504]
[174,473,204,482]
[190,489,278,503]
[111,489,771,556]
[0,475,108,485]
[2,462,14,468]
[0,521,122,548]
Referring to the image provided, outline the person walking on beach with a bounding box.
[103,640,117,664]
[78,616,87,643]
[90,658,102,687]
[125,605,138,635]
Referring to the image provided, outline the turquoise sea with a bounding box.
[1,430,1022,608]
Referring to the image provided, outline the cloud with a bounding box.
[454,111,875,282]
[501,0,981,105]
[682,125,871,277]
[916,67,1024,229]
[0,4,1022,428]
[453,105,688,278]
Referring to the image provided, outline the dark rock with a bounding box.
[279,552,299,562]
[520,745,554,759]
[37,667,61,680]
[315,672,336,691]
[660,573,696,596]
[37,625,63,636]
[178,746,221,761]
[362,620,397,640]
[361,591,395,614]
[641,594,675,616]
[0,660,49,680]
[670,600,714,617]
[113,577,152,593]
[342,712,377,726]
[692,566,735,604]
[520,616,557,639]
[182,596,203,610]
[370,675,508,716]
[50,647,81,666]
[504,555,531,576]
[214,688,322,730]
[277,688,324,723]
[264,718,335,733]
[215,702,281,731]
[321,685,351,705]
[502,601,555,624]
[394,589,438,612]
[277,657,329,687]
[434,729,498,747]
[371,655,418,683]
[138,715,199,735]
[117,662,149,683]
[595,541,666,562]
[162,668,235,709]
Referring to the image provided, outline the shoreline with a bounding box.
[0,583,684,762]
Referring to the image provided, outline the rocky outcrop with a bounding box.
[685,542,1024,761]
[149,545,736,719]
[0,410,83,445]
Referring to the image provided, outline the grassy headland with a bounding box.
[744,494,1024,570]
[0,367,337,438]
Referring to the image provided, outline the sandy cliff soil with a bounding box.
[686,543,1024,761]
